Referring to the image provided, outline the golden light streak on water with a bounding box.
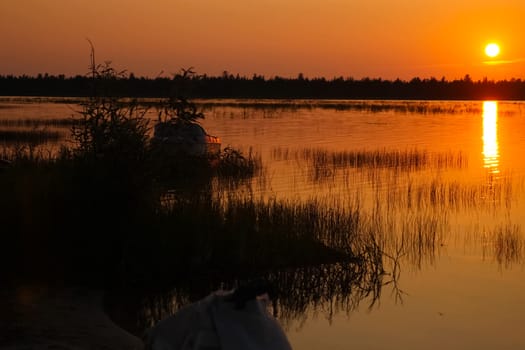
[482,101,499,174]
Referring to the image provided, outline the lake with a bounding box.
[2,97,525,349]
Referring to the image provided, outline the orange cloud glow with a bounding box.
[1,0,524,80]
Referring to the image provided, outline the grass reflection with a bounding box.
[126,201,451,335]
[132,256,386,336]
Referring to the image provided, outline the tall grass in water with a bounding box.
[481,223,524,268]
[386,173,514,212]
[0,143,58,164]
[198,100,520,116]
[151,192,365,278]
[111,188,450,334]
[272,147,468,188]
[273,147,468,171]
[273,146,515,213]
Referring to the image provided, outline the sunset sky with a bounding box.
[1,0,525,80]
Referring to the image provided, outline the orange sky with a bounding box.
[1,0,524,80]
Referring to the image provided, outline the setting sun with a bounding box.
[485,43,500,58]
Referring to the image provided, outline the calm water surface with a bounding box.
[202,100,525,349]
[2,98,525,349]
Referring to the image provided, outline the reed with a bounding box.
[273,147,467,171]
[151,192,363,276]
[272,146,516,215]
[111,188,453,334]
[2,135,458,331]
[0,143,59,163]
[196,100,524,116]
[481,223,524,268]
[394,175,514,212]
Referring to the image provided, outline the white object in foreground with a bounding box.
[145,290,291,350]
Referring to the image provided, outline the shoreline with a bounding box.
[1,284,144,350]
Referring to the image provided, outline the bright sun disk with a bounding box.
[485,43,500,58]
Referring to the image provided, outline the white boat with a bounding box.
[152,121,221,156]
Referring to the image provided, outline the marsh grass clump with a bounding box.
[216,146,262,178]
[283,147,468,171]
[400,175,514,211]
[141,194,363,282]
[493,224,523,266]
[0,143,56,165]
[197,100,498,116]
[1,60,372,287]
[272,147,468,185]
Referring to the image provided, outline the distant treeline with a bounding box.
[1,73,525,100]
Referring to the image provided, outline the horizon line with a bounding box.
[1,72,524,83]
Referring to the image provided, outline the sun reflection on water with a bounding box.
[482,101,499,174]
